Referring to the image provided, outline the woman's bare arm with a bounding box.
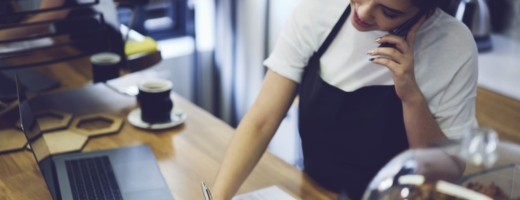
[212,70,299,200]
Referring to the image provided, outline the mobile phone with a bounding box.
[379,11,426,48]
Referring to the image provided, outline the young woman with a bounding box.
[213,0,478,199]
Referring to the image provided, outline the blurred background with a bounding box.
[0,0,519,170]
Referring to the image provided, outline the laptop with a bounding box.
[16,76,175,200]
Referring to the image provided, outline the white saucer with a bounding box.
[128,108,187,130]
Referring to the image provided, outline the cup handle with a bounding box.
[166,98,173,112]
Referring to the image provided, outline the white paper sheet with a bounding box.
[232,186,297,200]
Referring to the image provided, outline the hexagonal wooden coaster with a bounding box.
[69,113,124,137]
[16,110,73,133]
[0,129,27,153]
[43,130,88,155]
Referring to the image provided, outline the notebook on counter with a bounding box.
[232,186,296,200]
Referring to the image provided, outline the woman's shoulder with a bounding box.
[292,0,349,27]
[414,9,478,98]
[263,0,349,83]
[418,8,477,52]
[289,0,350,50]
[296,0,349,14]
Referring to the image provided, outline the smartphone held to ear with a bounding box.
[378,11,426,48]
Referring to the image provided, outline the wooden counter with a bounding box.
[0,84,338,200]
[476,87,520,144]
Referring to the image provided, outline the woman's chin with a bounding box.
[351,18,377,32]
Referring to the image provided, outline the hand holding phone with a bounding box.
[379,10,427,48]
[367,12,428,102]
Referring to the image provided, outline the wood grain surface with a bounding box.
[0,84,338,200]
[476,87,520,144]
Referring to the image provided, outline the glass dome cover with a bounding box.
[362,128,520,200]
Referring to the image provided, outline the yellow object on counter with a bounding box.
[125,37,158,56]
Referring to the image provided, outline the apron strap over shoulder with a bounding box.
[316,5,351,57]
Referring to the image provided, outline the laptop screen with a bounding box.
[16,75,61,200]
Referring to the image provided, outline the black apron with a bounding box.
[299,5,409,200]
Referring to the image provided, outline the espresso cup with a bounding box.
[91,52,122,83]
[137,79,174,124]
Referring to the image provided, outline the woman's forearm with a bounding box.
[402,92,447,148]
[212,70,298,200]
[212,115,278,200]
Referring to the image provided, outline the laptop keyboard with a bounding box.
[65,156,123,200]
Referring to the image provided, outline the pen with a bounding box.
[201,182,213,200]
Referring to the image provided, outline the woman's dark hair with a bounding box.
[411,0,449,15]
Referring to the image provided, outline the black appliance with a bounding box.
[118,0,190,40]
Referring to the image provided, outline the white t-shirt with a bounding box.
[264,0,479,139]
